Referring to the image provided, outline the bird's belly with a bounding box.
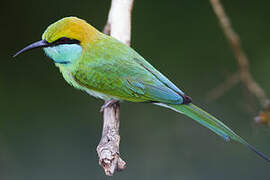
[84,88,116,100]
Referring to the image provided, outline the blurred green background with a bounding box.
[1,0,270,179]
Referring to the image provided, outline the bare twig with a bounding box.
[96,0,134,176]
[206,72,240,101]
[208,0,269,108]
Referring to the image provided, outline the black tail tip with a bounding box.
[247,144,270,163]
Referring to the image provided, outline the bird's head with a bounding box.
[14,17,99,64]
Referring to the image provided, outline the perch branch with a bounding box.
[208,0,269,107]
[96,0,134,176]
[103,0,134,45]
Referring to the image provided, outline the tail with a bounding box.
[156,103,270,163]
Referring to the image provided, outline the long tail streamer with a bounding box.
[158,103,270,163]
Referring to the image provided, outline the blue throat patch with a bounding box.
[43,44,82,64]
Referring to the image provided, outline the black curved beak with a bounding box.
[13,40,49,57]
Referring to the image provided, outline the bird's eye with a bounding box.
[54,37,68,44]
[59,37,68,43]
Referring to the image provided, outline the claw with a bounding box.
[100,99,119,112]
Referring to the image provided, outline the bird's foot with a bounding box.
[100,99,120,113]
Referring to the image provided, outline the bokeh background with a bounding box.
[1,0,270,179]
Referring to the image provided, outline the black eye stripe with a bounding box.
[51,37,80,46]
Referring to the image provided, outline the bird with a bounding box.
[14,16,270,163]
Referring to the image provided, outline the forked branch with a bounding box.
[209,0,270,124]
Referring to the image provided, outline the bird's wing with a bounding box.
[73,36,188,104]
[125,78,183,104]
[132,57,185,96]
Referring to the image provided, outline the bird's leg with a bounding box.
[100,99,120,113]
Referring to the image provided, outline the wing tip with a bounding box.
[182,95,192,104]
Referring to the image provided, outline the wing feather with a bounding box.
[73,35,188,104]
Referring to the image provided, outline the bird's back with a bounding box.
[69,34,190,104]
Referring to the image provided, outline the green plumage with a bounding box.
[64,34,269,162]
[169,103,245,143]
[71,35,185,104]
[14,17,270,163]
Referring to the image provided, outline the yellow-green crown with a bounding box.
[42,17,99,45]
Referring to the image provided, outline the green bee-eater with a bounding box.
[14,17,270,163]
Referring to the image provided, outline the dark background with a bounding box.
[1,0,270,179]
